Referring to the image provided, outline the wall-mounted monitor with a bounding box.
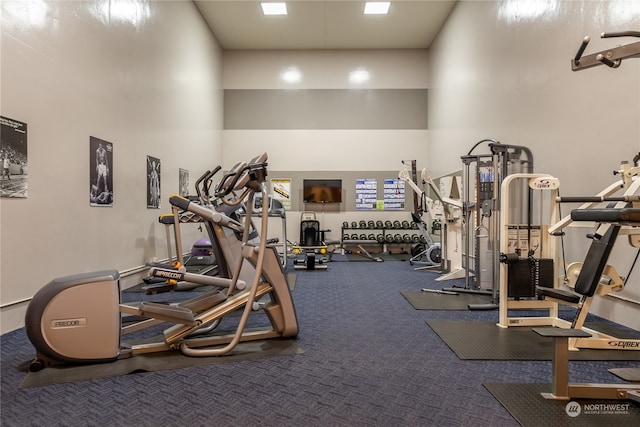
[303,179,342,203]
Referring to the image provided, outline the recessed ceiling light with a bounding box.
[261,2,287,16]
[364,2,390,15]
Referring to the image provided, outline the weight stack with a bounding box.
[505,256,554,299]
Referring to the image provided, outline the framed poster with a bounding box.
[383,178,405,210]
[0,116,28,198]
[271,178,291,210]
[355,178,377,210]
[179,168,189,197]
[90,136,113,206]
[147,155,161,208]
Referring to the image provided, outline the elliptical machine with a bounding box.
[25,152,298,370]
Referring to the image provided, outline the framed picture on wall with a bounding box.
[271,178,291,210]
[383,178,405,210]
[0,115,28,198]
[356,178,377,210]
[147,155,161,209]
[89,136,113,206]
[179,168,189,197]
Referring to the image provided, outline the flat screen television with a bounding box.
[303,179,342,203]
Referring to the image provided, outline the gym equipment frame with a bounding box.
[25,153,298,370]
[497,173,562,328]
[498,158,640,352]
[534,326,639,402]
[449,140,534,310]
[532,206,640,402]
[398,165,463,278]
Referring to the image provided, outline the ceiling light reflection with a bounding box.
[607,0,640,25]
[349,68,370,85]
[2,0,49,29]
[93,0,151,27]
[280,67,302,84]
[498,0,558,23]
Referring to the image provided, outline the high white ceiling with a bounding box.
[194,1,458,50]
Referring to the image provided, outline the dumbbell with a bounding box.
[403,234,412,243]
[376,234,385,243]
[394,234,403,243]
[343,221,349,228]
[376,220,384,228]
[359,220,367,229]
[351,221,358,229]
[393,220,402,229]
[402,220,410,229]
[368,220,375,229]
[384,220,393,229]
[367,234,376,240]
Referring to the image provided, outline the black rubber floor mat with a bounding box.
[20,339,302,389]
[401,290,493,310]
[609,368,640,383]
[427,320,640,361]
[484,383,640,427]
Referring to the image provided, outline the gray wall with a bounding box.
[0,0,223,332]
[224,89,428,129]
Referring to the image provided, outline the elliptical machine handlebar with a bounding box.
[214,161,247,199]
[214,152,269,200]
[194,169,212,205]
[232,152,268,193]
[201,166,221,204]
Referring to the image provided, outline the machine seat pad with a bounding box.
[139,301,195,322]
[571,208,640,225]
[158,214,176,225]
[535,285,582,304]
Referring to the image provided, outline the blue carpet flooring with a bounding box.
[1,257,638,426]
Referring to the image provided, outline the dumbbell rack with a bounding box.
[341,220,426,254]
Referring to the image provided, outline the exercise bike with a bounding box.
[25,153,298,370]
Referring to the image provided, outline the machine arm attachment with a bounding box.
[572,31,640,71]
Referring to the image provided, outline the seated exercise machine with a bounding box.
[498,156,640,352]
[292,212,331,270]
[530,31,640,402]
[25,153,298,370]
[533,206,640,402]
[536,207,640,351]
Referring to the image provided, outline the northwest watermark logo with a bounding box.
[566,401,631,417]
[565,401,581,418]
